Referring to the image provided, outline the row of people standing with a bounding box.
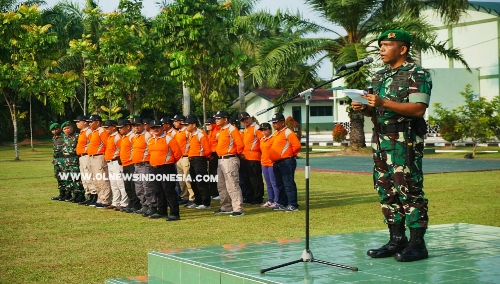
[50,110,302,221]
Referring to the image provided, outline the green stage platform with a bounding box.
[106,223,500,284]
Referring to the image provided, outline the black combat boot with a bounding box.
[135,205,149,215]
[79,194,92,205]
[367,223,408,258]
[63,191,73,202]
[87,194,97,206]
[143,206,157,217]
[51,191,64,201]
[72,192,85,203]
[394,227,428,262]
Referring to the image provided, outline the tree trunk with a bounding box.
[348,111,366,150]
[238,67,245,113]
[30,94,34,151]
[182,81,190,116]
[83,75,87,115]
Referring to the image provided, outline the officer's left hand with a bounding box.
[361,94,384,107]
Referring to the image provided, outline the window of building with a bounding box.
[310,106,333,116]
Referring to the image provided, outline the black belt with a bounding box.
[189,156,206,160]
[135,162,150,166]
[275,157,295,163]
[151,164,172,169]
[219,155,236,159]
[80,153,88,156]
[89,154,103,157]
[107,158,119,162]
[182,155,188,158]
[378,123,406,134]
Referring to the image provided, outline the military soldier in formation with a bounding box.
[61,121,85,203]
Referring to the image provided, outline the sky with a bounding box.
[41,0,337,78]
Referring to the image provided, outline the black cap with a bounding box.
[160,117,173,125]
[205,117,216,124]
[73,115,88,122]
[181,117,197,125]
[86,114,102,122]
[259,123,272,130]
[173,114,186,121]
[229,118,237,125]
[214,110,229,118]
[102,120,118,127]
[142,118,151,125]
[116,119,131,128]
[269,113,285,123]
[149,119,162,127]
[239,112,250,121]
[130,117,143,125]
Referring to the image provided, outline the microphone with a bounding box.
[337,57,374,72]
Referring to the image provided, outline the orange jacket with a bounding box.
[120,132,135,167]
[260,135,274,167]
[208,124,220,153]
[87,127,108,155]
[242,123,263,161]
[131,130,152,163]
[148,132,182,166]
[269,127,301,161]
[76,127,91,155]
[167,128,177,138]
[174,127,190,156]
[187,128,212,158]
[104,132,121,161]
[216,124,243,156]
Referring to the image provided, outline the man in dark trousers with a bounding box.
[184,117,212,209]
[117,119,141,213]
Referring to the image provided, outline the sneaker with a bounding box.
[229,211,244,217]
[261,201,272,207]
[184,201,195,207]
[166,215,181,221]
[284,205,299,212]
[95,203,110,209]
[196,205,211,210]
[213,208,232,214]
[272,204,286,211]
[186,203,198,209]
[212,196,220,200]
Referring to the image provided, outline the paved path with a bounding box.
[297,156,500,174]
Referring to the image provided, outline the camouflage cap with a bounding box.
[377,30,412,46]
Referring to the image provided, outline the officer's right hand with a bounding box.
[351,101,365,111]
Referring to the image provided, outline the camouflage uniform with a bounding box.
[371,60,431,229]
[62,132,84,197]
[53,133,66,197]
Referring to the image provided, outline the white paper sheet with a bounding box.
[342,89,368,104]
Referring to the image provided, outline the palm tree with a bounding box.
[249,0,469,149]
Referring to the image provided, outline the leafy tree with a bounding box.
[247,0,470,150]
[429,104,462,144]
[155,0,246,122]
[456,85,496,156]
[431,84,497,156]
[0,5,79,159]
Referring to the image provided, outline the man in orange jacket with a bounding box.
[148,119,183,221]
[117,119,141,213]
[239,112,265,205]
[73,115,97,205]
[130,117,156,217]
[269,113,302,212]
[214,110,245,217]
[103,120,129,210]
[86,114,112,208]
[205,117,220,199]
[184,117,212,209]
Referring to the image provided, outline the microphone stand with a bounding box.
[257,68,360,274]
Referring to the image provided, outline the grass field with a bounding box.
[1,142,499,283]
